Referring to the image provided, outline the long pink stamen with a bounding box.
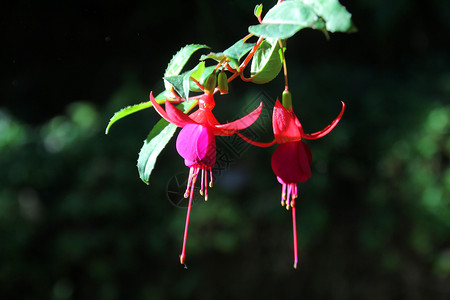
[204,167,209,201]
[209,168,213,187]
[281,183,286,206]
[286,184,292,210]
[200,168,204,196]
[184,167,194,198]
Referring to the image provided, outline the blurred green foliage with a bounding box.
[1,0,450,299]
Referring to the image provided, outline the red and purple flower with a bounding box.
[150,92,262,264]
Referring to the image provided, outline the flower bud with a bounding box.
[204,71,217,95]
[282,90,292,110]
[218,70,229,94]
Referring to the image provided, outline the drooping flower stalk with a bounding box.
[271,97,345,268]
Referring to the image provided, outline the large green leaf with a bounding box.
[105,100,153,134]
[164,44,209,91]
[137,100,197,185]
[248,1,321,39]
[299,0,353,33]
[248,0,353,39]
[250,38,282,84]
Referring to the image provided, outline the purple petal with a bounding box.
[176,124,216,168]
[195,126,216,167]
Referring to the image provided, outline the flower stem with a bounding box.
[227,36,265,83]
[190,76,205,91]
[278,39,289,91]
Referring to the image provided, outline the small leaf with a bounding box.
[190,61,205,80]
[164,62,206,99]
[105,101,153,134]
[137,100,197,184]
[183,62,205,99]
[164,44,209,91]
[183,61,205,99]
[200,40,254,71]
[223,40,256,62]
[199,66,217,86]
[164,75,185,98]
[254,4,263,19]
[200,52,224,62]
[250,38,282,84]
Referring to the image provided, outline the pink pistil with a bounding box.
[292,204,298,269]
[280,182,299,269]
[180,164,213,265]
[180,167,199,265]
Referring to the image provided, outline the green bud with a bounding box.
[282,90,292,110]
[218,70,229,94]
[204,71,217,94]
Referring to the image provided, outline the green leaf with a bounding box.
[105,100,152,134]
[164,62,206,99]
[164,75,185,98]
[200,40,255,71]
[200,52,223,62]
[137,100,197,184]
[248,0,353,39]
[199,66,217,86]
[248,1,320,39]
[154,89,176,101]
[299,0,353,33]
[183,61,205,99]
[250,38,282,84]
[223,39,255,62]
[254,4,263,19]
[164,44,209,91]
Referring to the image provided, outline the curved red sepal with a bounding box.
[149,92,172,122]
[150,92,197,128]
[164,100,198,127]
[214,102,263,136]
[236,132,276,147]
[303,101,345,140]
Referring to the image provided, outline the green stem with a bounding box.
[278,39,289,91]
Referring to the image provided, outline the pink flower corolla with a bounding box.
[271,99,345,268]
[150,92,262,264]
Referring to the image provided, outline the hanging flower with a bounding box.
[150,92,262,265]
[271,98,345,268]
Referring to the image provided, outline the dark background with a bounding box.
[1,0,449,299]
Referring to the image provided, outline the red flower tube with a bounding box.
[271,98,345,268]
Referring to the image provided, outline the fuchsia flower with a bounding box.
[271,99,345,268]
[150,92,262,265]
